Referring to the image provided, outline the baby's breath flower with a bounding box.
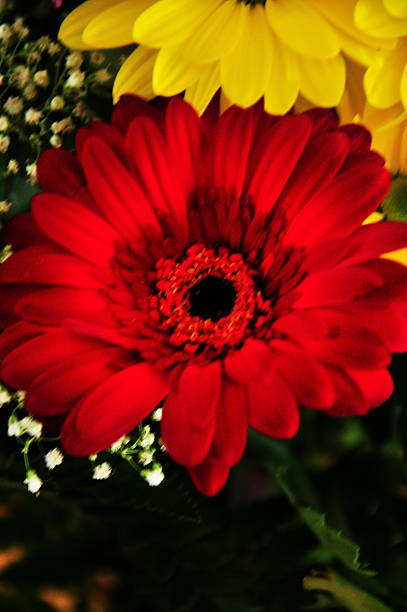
[27,50,40,64]
[93,68,111,84]
[49,95,65,111]
[51,117,74,134]
[25,162,37,185]
[36,35,51,49]
[48,42,61,55]
[110,435,129,452]
[15,390,26,403]
[4,96,23,115]
[0,134,10,152]
[73,102,88,119]
[23,84,37,100]
[65,69,85,89]
[151,408,162,422]
[141,464,164,487]
[25,108,43,124]
[0,115,9,131]
[19,416,42,438]
[66,51,83,69]
[8,416,24,437]
[49,134,62,148]
[139,426,155,448]
[0,23,12,41]
[12,17,25,33]
[90,51,105,66]
[0,386,11,407]
[93,462,112,480]
[33,70,49,88]
[13,65,30,88]
[138,448,155,466]
[7,159,19,174]
[0,75,5,86]
[24,470,42,495]
[45,448,64,470]
[0,200,11,214]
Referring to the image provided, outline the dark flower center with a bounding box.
[188,275,237,322]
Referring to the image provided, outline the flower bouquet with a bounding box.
[0,1,407,610]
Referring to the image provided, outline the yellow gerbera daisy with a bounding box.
[59,0,392,114]
[355,0,407,110]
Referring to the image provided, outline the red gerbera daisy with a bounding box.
[1,96,407,495]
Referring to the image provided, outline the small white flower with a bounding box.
[23,84,37,100]
[45,448,64,470]
[0,387,11,407]
[51,118,74,134]
[19,416,42,439]
[26,163,38,185]
[15,390,26,403]
[93,462,112,480]
[27,51,40,64]
[0,24,12,41]
[36,35,51,49]
[65,69,85,89]
[33,70,49,88]
[25,108,43,124]
[66,51,83,70]
[7,159,19,175]
[151,408,162,422]
[0,200,11,214]
[0,134,10,153]
[93,68,111,84]
[13,65,30,88]
[49,134,62,148]
[4,96,23,115]
[49,95,65,111]
[0,115,9,131]
[24,470,42,495]
[90,51,105,65]
[110,435,129,452]
[73,102,88,119]
[138,449,155,466]
[8,417,24,437]
[48,42,61,56]
[12,17,25,33]
[142,465,164,487]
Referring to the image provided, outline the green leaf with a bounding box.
[382,176,407,221]
[303,570,397,612]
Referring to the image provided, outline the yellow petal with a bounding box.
[399,122,407,173]
[182,0,245,64]
[153,45,203,96]
[308,0,396,50]
[336,29,383,66]
[299,54,346,107]
[367,105,405,172]
[384,0,407,19]
[364,42,406,109]
[382,247,407,264]
[113,45,157,102]
[82,0,154,47]
[184,63,221,115]
[337,59,366,123]
[355,0,407,37]
[266,0,339,59]
[133,0,222,48]
[59,0,124,49]
[400,59,407,111]
[363,212,385,223]
[220,7,273,108]
[264,41,300,114]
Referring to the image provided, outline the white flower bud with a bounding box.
[49,95,65,111]
[4,96,23,115]
[45,448,64,470]
[0,115,9,131]
[49,134,62,148]
[142,465,164,487]
[65,70,85,89]
[24,108,43,124]
[66,51,83,70]
[24,470,42,494]
[0,135,10,152]
[93,462,112,480]
[33,70,49,87]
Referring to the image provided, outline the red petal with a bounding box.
[326,367,369,416]
[211,105,256,198]
[61,363,168,455]
[248,115,312,217]
[349,368,394,407]
[284,161,391,246]
[1,330,107,389]
[224,338,274,384]
[15,287,107,325]
[294,265,382,308]
[270,340,334,410]
[0,284,38,327]
[112,94,163,132]
[37,149,84,197]
[188,452,231,496]
[339,124,371,153]
[161,361,221,467]
[32,193,120,267]
[212,380,247,465]
[1,213,49,251]
[0,246,108,288]
[81,137,162,241]
[0,321,44,360]
[248,369,300,438]
[277,131,349,220]
[303,108,338,135]
[76,121,126,164]
[26,347,123,416]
